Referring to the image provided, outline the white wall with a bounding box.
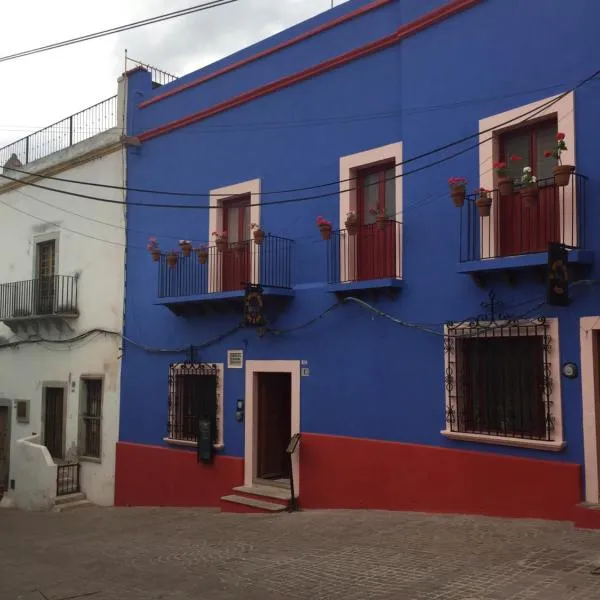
[9,434,57,511]
[0,135,126,507]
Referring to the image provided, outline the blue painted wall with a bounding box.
[121,0,600,477]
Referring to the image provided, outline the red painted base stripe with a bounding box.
[139,0,394,109]
[138,0,483,143]
[299,433,582,522]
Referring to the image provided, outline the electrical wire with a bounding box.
[0,0,239,64]
[2,66,598,206]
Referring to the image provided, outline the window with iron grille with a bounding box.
[167,363,221,445]
[445,320,554,442]
[80,378,102,459]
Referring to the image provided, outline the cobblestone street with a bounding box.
[1,507,600,600]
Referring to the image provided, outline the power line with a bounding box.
[0,0,239,64]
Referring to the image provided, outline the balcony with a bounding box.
[156,235,294,316]
[457,173,593,285]
[326,220,403,297]
[0,275,79,334]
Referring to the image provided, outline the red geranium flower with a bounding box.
[556,132,565,141]
[544,150,552,158]
[510,154,522,162]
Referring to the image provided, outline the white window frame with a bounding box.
[441,317,565,451]
[478,93,576,259]
[163,362,224,449]
[339,143,403,281]
[208,179,261,293]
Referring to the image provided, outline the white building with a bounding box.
[0,78,128,509]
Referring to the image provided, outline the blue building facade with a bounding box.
[117,0,600,524]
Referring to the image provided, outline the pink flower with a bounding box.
[493,161,506,170]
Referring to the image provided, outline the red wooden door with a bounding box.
[356,164,396,280]
[498,120,560,256]
[222,195,251,291]
[256,373,291,481]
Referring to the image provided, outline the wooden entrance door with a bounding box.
[222,196,251,292]
[498,120,560,257]
[594,332,600,499]
[356,163,396,280]
[256,373,291,482]
[0,407,9,492]
[44,387,64,459]
[36,240,56,315]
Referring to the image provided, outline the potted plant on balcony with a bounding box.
[369,206,388,230]
[166,250,179,269]
[344,210,358,235]
[196,245,208,264]
[448,177,467,207]
[316,216,333,240]
[147,236,160,262]
[494,154,521,196]
[179,239,192,257]
[250,223,265,245]
[474,188,492,217]
[212,230,228,252]
[545,132,574,187]
[520,166,538,207]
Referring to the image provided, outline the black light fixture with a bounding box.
[562,362,578,379]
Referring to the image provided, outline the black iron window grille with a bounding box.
[444,292,554,442]
[81,379,102,459]
[167,363,220,445]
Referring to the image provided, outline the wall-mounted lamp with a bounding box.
[562,362,578,379]
[235,399,244,422]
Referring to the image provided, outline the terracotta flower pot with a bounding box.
[166,253,178,268]
[180,243,192,257]
[521,184,539,208]
[475,196,492,218]
[497,177,514,197]
[253,229,265,245]
[553,164,574,187]
[319,224,332,240]
[196,249,208,264]
[376,215,387,230]
[345,219,358,236]
[451,186,466,207]
[216,239,228,252]
[151,249,160,262]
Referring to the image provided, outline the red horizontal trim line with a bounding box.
[139,0,394,109]
[138,0,483,143]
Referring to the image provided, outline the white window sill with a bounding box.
[163,437,224,451]
[440,430,566,452]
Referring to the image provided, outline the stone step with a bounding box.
[221,494,287,513]
[233,484,291,503]
[54,492,86,505]
[53,499,94,513]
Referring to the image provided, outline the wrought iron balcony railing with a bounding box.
[0,275,79,321]
[459,173,586,262]
[327,219,402,284]
[157,235,294,299]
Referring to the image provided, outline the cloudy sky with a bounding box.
[0,0,348,149]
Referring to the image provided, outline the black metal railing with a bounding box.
[459,173,586,262]
[0,275,78,320]
[445,319,553,441]
[157,235,294,299]
[327,220,402,284]
[126,56,178,88]
[0,96,118,169]
[56,463,80,496]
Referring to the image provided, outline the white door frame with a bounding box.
[244,360,300,492]
[580,317,600,503]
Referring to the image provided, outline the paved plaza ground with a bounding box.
[1,507,600,600]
